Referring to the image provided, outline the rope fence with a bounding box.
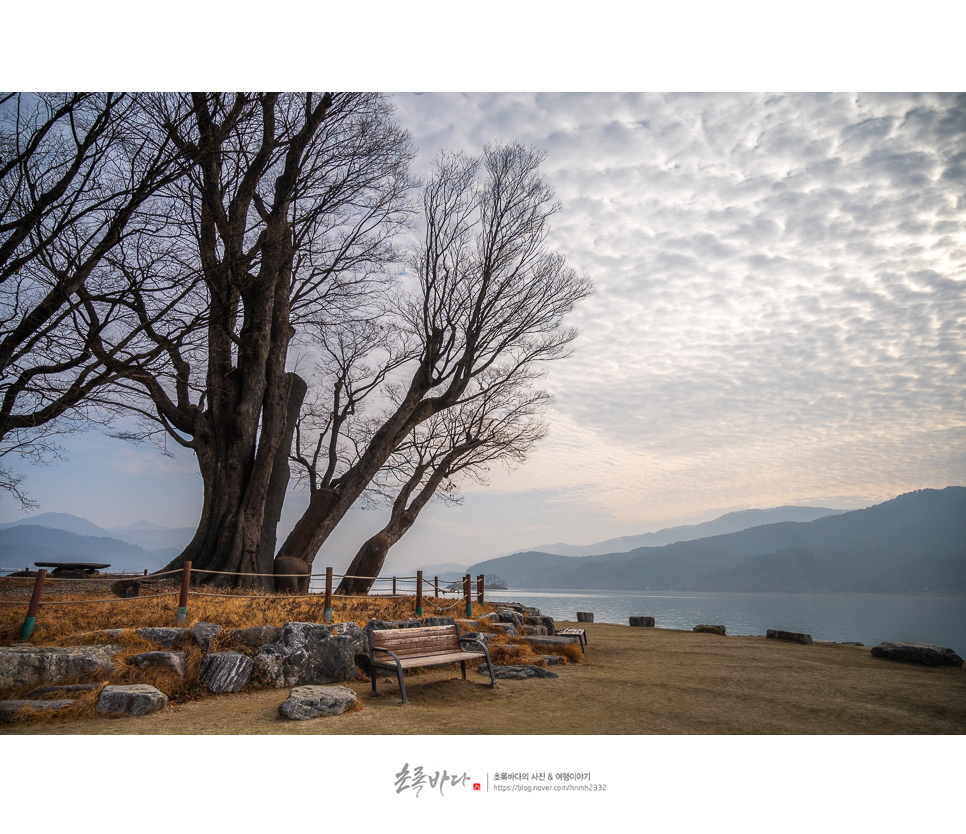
[2,563,492,642]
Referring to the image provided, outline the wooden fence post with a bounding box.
[434,576,439,596]
[416,570,423,619]
[177,561,192,624]
[20,569,47,642]
[463,574,472,618]
[477,574,484,606]
[392,576,397,595]
[324,567,333,623]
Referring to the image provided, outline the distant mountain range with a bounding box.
[467,488,966,594]
[519,505,849,557]
[0,512,194,573]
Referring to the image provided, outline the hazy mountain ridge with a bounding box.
[521,505,849,557]
[0,525,172,573]
[468,488,966,593]
[0,512,195,553]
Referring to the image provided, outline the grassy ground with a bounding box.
[2,575,964,734]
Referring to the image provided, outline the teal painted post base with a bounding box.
[177,606,187,624]
[20,616,36,642]
[324,607,333,624]
[416,607,423,619]
[465,602,472,618]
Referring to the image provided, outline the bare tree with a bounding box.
[275,143,593,577]
[337,382,550,595]
[0,92,185,506]
[85,93,414,587]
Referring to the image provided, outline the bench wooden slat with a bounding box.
[375,651,485,669]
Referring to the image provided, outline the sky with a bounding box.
[2,91,963,572]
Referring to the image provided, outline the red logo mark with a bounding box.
[473,783,481,791]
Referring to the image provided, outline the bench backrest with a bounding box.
[370,624,463,658]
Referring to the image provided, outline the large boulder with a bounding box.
[200,652,254,693]
[1,699,76,723]
[527,615,555,635]
[189,622,223,651]
[694,624,727,636]
[870,641,964,667]
[0,645,122,691]
[630,616,655,627]
[226,625,283,648]
[327,622,365,655]
[277,685,358,720]
[96,684,167,716]
[423,616,457,627]
[127,651,187,679]
[521,635,580,651]
[136,627,187,648]
[254,622,357,688]
[766,629,813,645]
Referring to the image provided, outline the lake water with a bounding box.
[483,588,966,654]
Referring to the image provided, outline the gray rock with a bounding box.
[96,684,167,716]
[499,603,543,618]
[327,622,365,655]
[694,624,727,636]
[25,683,99,699]
[522,635,581,650]
[189,622,222,651]
[200,652,254,693]
[0,645,122,690]
[127,651,187,678]
[630,616,655,627]
[870,641,964,667]
[496,610,524,626]
[491,622,519,638]
[576,611,594,623]
[462,632,496,645]
[766,629,813,645]
[423,616,457,627]
[479,665,559,680]
[527,615,556,634]
[540,655,566,665]
[226,625,283,648]
[255,622,357,688]
[1,699,76,723]
[479,613,501,624]
[136,627,187,648]
[277,685,358,720]
[521,625,549,636]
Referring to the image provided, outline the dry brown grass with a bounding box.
[0,577,581,725]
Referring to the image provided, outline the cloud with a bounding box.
[390,92,965,530]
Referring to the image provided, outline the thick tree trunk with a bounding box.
[336,510,415,596]
[256,372,308,583]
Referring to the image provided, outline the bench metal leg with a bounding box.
[396,665,408,705]
[460,660,466,679]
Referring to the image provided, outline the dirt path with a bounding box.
[4,622,964,735]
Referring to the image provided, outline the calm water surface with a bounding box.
[484,588,966,654]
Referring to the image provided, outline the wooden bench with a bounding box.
[368,623,496,704]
